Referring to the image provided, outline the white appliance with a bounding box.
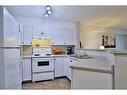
[32,47,54,82]
[0,7,22,89]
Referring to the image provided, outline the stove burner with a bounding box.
[34,54,40,56]
[46,54,51,56]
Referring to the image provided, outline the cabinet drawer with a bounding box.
[32,72,54,81]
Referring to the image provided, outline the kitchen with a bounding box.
[0,6,127,89]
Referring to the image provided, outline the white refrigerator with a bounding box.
[0,7,22,89]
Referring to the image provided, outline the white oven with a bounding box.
[32,57,54,73]
[32,47,55,82]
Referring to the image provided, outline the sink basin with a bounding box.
[70,54,93,59]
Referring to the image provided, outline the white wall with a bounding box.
[80,22,127,50]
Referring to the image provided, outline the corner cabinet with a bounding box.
[64,58,78,81]
[54,57,65,77]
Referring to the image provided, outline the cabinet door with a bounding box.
[19,24,24,44]
[54,57,65,77]
[4,8,19,47]
[67,59,73,80]
[22,58,32,81]
[33,25,44,38]
[4,49,21,89]
[64,58,71,79]
[52,28,65,45]
[65,58,78,81]
[23,24,32,45]
[64,28,76,45]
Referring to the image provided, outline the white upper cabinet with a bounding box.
[33,25,52,39]
[64,28,76,45]
[22,24,33,45]
[33,25,44,38]
[3,8,19,47]
[51,28,76,45]
[19,23,77,45]
[51,28,65,45]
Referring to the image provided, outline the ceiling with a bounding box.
[6,6,127,31]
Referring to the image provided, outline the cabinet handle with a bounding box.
[41,32,44,34]
[70,60,73,62]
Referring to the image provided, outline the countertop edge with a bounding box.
[21,54,69,58]
[70,66,113,74]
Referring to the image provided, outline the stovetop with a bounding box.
[32,53,53,58]
[32,47,52,58]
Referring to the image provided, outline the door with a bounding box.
[65,58,78,81]
[32,58,54,73]
[4,49,21,89]
[23,24,32,45]
[4,8,19,47]
[54,57,65,77]
[64,57,70,77]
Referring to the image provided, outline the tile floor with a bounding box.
[22,78,71,89]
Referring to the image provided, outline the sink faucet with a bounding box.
[76,49,87,57]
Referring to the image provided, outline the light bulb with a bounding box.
[45,14,49,17]
[47,10,52,15]
[46,6,51,11]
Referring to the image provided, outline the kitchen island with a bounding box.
[111,51,127,89]
[70,55,114,89]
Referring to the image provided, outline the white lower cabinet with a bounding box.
[64,58,78,81]
[22,58,32,81]
[54,57,65,77]
[71,69,112,89]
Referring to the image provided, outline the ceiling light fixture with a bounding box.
[46,5,51,11]
[47,10,52,15]
[45,14,49,17]
[45,5,52,17]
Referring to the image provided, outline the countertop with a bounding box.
[22,54,113,73]
[21,54,69,59]
[111,50,127,55]
[84,49,127,55]
[70,56,113,74]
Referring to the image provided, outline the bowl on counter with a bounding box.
[52,48,65,55]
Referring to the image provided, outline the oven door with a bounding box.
[32,58,54,73]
